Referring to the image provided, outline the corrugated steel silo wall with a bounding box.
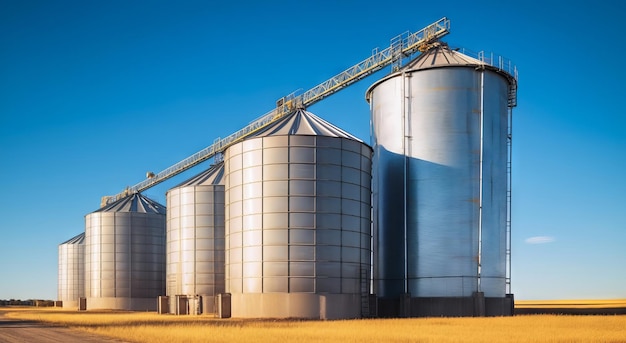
[371,67,508,298]
[224,135,372,319]
[166,181,225,313]
[85,212,165,310]
[479,70,509,297]
[58,237,85,308]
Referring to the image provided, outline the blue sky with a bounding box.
[0,0,624,301]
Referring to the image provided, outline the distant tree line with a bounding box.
[0,299,57,307]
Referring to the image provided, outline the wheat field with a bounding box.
[515,299,626,309]
[3,307,626,343]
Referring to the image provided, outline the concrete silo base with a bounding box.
[230,293,362,319]
[85,297,157,311]
[376,293,514,317]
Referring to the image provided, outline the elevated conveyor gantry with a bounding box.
[101,17,451,206]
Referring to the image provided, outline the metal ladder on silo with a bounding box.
[508,80,518,107]
[505,105,514,294]
[360,268,370,318]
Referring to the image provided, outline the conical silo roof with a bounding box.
[404,43,485,71]
[95,193,166,214]
[60,232,85,245]
[367,43,516,102]
[253,109,363,142]
[171,162,224,188]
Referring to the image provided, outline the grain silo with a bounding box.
[166,163,225,314]
[224,109,372,319]
[58,232,85,309]
[85,193,166,311]
[367,43,516,316]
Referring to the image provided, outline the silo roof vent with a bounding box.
[405,42,485,70]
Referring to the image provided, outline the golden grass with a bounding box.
[3,308,626,343]
[515,299,626,309]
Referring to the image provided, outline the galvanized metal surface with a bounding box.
[368,45,513,298]
[224,110,372,319]
[166,163,226,314]
[58,232,85,308]
[85,193,166,310]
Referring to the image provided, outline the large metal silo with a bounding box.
[367,43,516,315]
[224,109,372,319]
[85,193,166,311]
[58,232,85,309]
[166,163,225,314]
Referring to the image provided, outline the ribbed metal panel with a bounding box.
[166,163,225,314]
[368,44,511,298]
[58,232,85,308]
[224,110,372,319]
[96,192,165,213]
[85,193,166,310]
